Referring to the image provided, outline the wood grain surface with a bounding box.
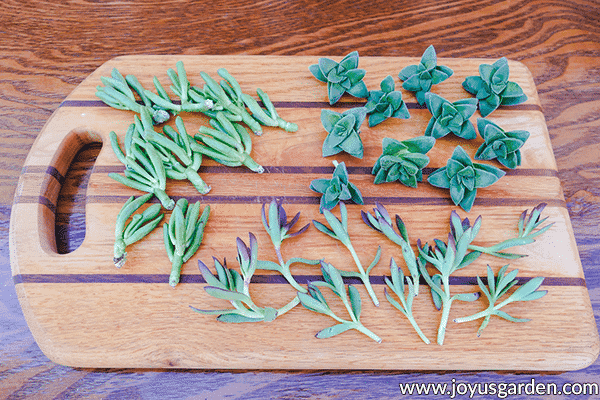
[2,0,600,398]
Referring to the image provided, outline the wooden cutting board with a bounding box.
[10,55,599,370]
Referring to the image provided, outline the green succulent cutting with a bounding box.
[320,107,367,159]
[309,51,369,105]
[474,118,530,169]
[462,57,528,117]
[310,161,363,213]
[372,136,435,188]
[398,45,454,105]
[424,93,478,140]
[427,146,505,212]
[364,75,410,127]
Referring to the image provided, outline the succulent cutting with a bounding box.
[309,51,369,105]
[462,57,528,117]
[371,136,435,188]
[398,45,454,105]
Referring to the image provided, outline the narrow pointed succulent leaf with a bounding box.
[316,323,355,339]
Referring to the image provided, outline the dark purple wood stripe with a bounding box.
[21,165,66,184]
[12,273,585,287]
[16,194,567,212]
[91,165,559,177]
[59,99,543,112]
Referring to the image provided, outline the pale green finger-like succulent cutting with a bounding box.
[109,128,175,210]
[113,193,164,268]
[163,199,210,287]
[192,111,264,173]
[95,67,172,124]
[145,114,211,194]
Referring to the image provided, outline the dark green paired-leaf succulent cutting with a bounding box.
[372,136,435,188]
[309,51,369,105]
[454,265,547,337]
[320,107,367,159]
[398,45,454,105]
[474,118,530,169]
[191,233,300,322]
[423,93,478,140]
[113,193,164,268]
[163,198,210,287]
[462,57,528,117]
[364,75,410,127]
[310,161,363,213]
[298,261,382,343]
[427,146,505,212]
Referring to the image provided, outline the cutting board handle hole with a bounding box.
[54,141,102,254]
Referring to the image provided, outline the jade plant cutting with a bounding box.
[191,233,300,322]
[474,118,530,169]
[309,51,369,105]
[398,45,454,105]
[427,145,505,212]
[372,136,435,188]
[297,261,382,343]
[462,57,528,117]
[320,107,368,159]
[364,75,410,127]
[423,93,478,140]
[310,161,363,213]
[163,198,210,287]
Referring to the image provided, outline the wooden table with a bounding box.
[2,0,599,397]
